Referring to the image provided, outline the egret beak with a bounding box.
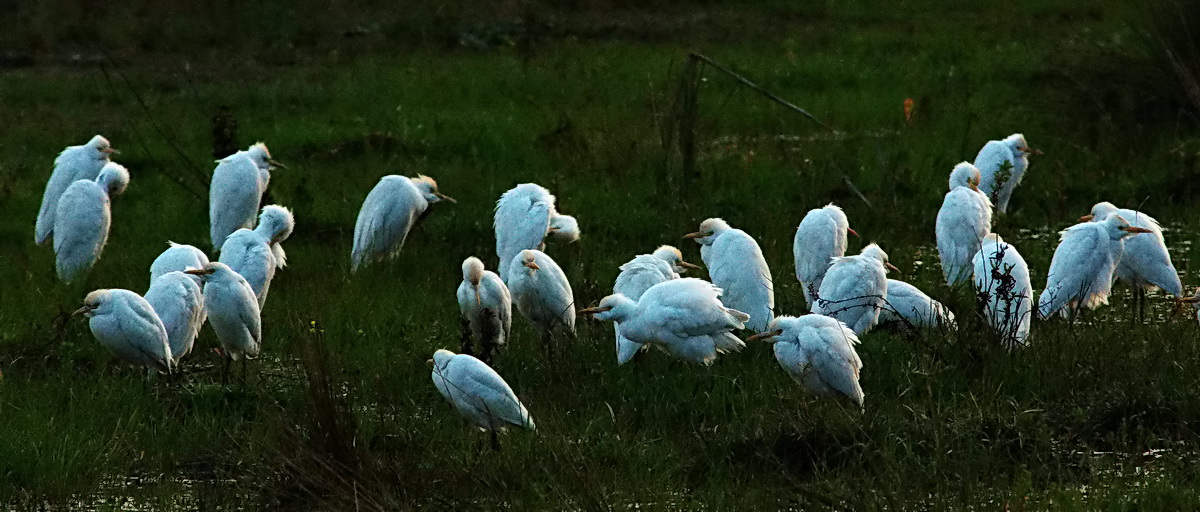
[847,227,860,237]
[268,159,287,169]
[184,268,216,276]
[746,329,783,342]
[1023,147,1043,155]
[886,262,900,273]
[679,261,701,270]
[71,306,91,317]
[578,305,613,316]
[548,226,560,233]
[683,232,704,239]
[101,147,118,155]
[523,261,540,271]
[426,358,434,366]
[970,182,980,193]
[474,286,482,306]
[1079,214,1095,222]
[1121,226,1154,234]
[435,192,456,203]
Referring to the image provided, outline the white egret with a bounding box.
[219,205,295,308]
[52,162,130,282]
[972,233,1032,347]
[793,204,858,309]
[611,245,699,364]
[936,162,993,286]
[494,183,581,282]
[457,257,512,364]
[580,278,748,365]
[149,242,210,286]
[811,243,897,336]
[1037,216,1153,319]
[1082,202,1183,320]
[747,315,864,407]
[973,133,1040,214]
[350,174,454,272]
[73,289,173,374]
[35,135,115,245]
[430,349,534,449]
[877,279,956,330]
[144,271,205,364]
[209,143,283,250]
[186,262,261,383]
[507,250,576,353]
[685,218,774,331]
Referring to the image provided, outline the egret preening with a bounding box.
[457,257,512,364]
[35,135,115,246]
[430,349,535,450]
[972,233,1032,347]
[973,133,1040,214]
[73,289,173,374]
[794,204,857,309]
[507,249,576,354]
[685,218,774,331]
[219,205,295,308]
[1082,202,1182,320]
[747,315,864,407]
[52,162,130,282]
[149,242,210,286]
[494,183,581,282]
[936,162,993,286]
[1037,216,1153,319]
[580,278,748,365]
[209,143,283,250]
[877,279,956,331]
[186,262,261,383]
[811,243,897,336]
[350,174,454,272]
[144,272,205,364]
[611,245,699,364]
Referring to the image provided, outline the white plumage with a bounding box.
[877,279,956,330]
[972,233,1032,347]
[430,349,535,432]
[1037,215,1153,318]
[749,315,863,406]
[494,183,580,282]
[611,245,699,364]
[209,143,279,250]
[219,205,295,308]
[186,262,262,362]
[811,243,895,336]
[144,272,205,363]
[581,278,748,365]
[149,242,210,286]
[35,135,115,245]
[74,289,173,373]
[1084,202,1182,297]
[457,257,513,354]
[686,218,774,331]
[52,162,130,282]
[793,204,856,309]
[936,162,993,286]
[507,249,576,338]
[973,133,1037,214]
[350,174,453,272]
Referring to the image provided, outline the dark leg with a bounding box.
[221,357,231,386]
[459,318,474,357]
[490,429,501,451]
[241,358,248,385]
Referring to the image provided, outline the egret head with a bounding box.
[547,214,581,243]
[184,262,231,281]
[87,135,117,159]
[462,257,486,285]
[520,250,541,272]
[1081,201,1118,223]
[578,294,635,322]
[1004,133,1041,156]
[949,162,981,192]
[861,243,899,273]
[652,245,700,274]
[746,316,791,342]
[430,349,456,372]
[96,162,130,197]
[73,289,113,318]
[1105,215,1153,239]
[246,142,285,171]
[823,203,859,237]
[256,205,295,244]
[412,174,455,204]
[684,218,730,245]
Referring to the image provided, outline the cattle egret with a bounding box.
[685,218,774,331]
[1083,202,1182,320]
[811,243,896,335]
[747,315,864,407]
[973,133,1040,214]
[351,174,453,272]
[580,278,748,365]
[430,349,534,449]
[877,279,956,330]
[457,257,512,364]
[73,289,173,374]
[219,205,295,308]
[52,162,130,282]
[936,162,993,286]
[972,233,1032,347]
[494,183,580,282]
[794,204,857,309]
[35,135,115,245]
[209,143,283,250]
[144,272,205,364]
[149,242,210,286]
[610,245,699,364]
[186,262,261,383]
[1038,216,1153,319]
[508,249,576,353]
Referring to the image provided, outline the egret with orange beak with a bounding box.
[350,174,454,272]
[1038,215,1155,319]
[935,162,993,286]
[811,243,897,336]
[610,245,700,364]
[185,262,261,384]
[457,257,512,364]
[748,315,864,407]
[974,133,1040,214]
[74,288,174,375]
[685,218,774,331]
[1081,201,1182,322]
[794,203,858,310]
[507,250,575,355]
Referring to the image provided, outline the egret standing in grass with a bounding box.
[149,242,210,285]
[1082,202,1182,320]
[219,205,295,308]
[610,245,699,364]
[936,162,993,286]
[186,262,261,383]
[972,233,1032,347]
[973,133,1040,214]
[52,162,130,282]
[580,278,748,365]
[811,243,897,336]
[747,315,864,407]
[74,289,173,374]
[685,218,774,331]
[494,183,580,282]
[457,257,512,364]
[350,174,454,272]
[209,143,283,250]
[507,249,576,355]
[877,279,956,331]
[35,135,116,246]
[794,204,857,309]
[430,349,535,450]
[1038,215,1153,319]
[144,271,205,365]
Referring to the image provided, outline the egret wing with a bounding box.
[53,182,109,281]
[209,156,262,250]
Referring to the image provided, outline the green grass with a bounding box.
[4,0,1200,509]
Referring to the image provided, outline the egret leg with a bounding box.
[490,429,501,451]
[221,356,231,387]
[241,357,248,385]
[1138,288,1146,323]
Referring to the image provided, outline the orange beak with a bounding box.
[847,227,859,237]
[1120,226,1153,234]
[435,192,456,203]
[683,232,704,239]
[679,261,701,270]
[523,261,540,271]
[579,305,613,316]
[1023,147,1043,155]
[886,262,900,273]
[1079,214,1094,222]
